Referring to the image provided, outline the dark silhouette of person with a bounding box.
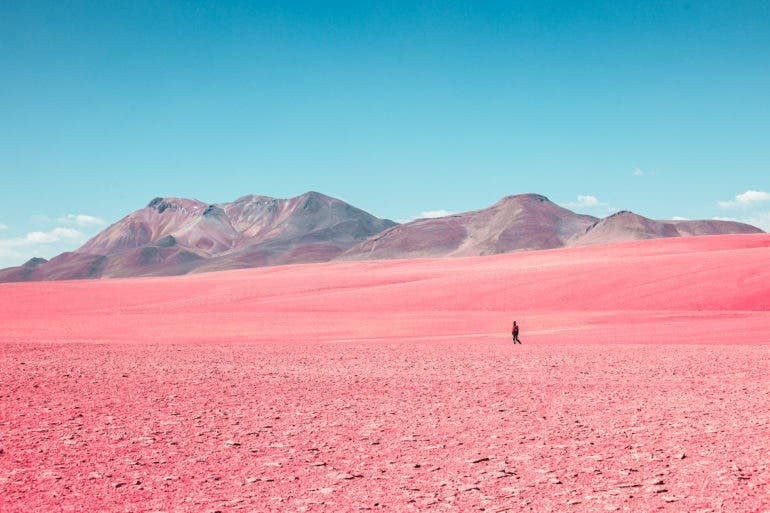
[512,321,521,344]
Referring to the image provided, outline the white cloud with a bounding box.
[397,209,456,223]
[564,195,607,209]
[0,223,7,231]
[718,190,770,209]
[419,210,454,219]
[670,216,689,221]
[632,168,645,176]
[58,213,106,227]
[0,212,109,268]
[576,195,600,207]
[737,190,770,204]
[0,227,87,268]
[712,190,770,231]
[26,227,83,244]
[0,227,83,248]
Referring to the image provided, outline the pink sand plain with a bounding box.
[1,234,769,512]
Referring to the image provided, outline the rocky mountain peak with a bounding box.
[23,257,48,268]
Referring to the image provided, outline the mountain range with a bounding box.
[0,192,762,282]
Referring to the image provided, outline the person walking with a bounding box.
[512,320,522,344]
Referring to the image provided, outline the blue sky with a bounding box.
[2,1,770,267]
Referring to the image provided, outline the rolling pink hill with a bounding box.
[3,233,769,344]
[2,234,769,512]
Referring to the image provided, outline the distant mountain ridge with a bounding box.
[340,194,598,259]
[340,195,762,260]
[0,191,396,281]
[568,210,762,246]
[0,192,762,282]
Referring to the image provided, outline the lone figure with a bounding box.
[512,320,522,344]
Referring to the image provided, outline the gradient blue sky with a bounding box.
[2,1,770,267]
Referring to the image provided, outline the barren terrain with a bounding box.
[2,234,769,512]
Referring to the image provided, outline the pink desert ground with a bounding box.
[1,234,769,512]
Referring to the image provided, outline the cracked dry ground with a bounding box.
[1,341,768,513]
